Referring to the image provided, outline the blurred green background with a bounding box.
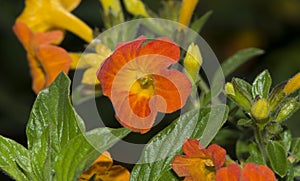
[0,0,299,180]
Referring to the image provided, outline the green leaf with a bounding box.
[53,128,130,181]
[279,130,292,153]
[26,73,85,180]
[221,48,264,77]
[190,11,213,33]
[0,136,32,181]
[252,70,272,99]
[291,138,300,162]
[294,165,300,178]
[72,84,102,105]
[237,118,252,127]
[284,161,294,181]
[267,141,288,177]
[246,142,265,165]
[130,105,228,181]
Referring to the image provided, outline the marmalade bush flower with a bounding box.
[79,151,130,181]
[13,21,72,94]
[97,36,192,133]
[171,138,226,181]
[17,0,93,42]
[216,163,276,181]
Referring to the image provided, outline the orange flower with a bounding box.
[216,163,276,181]
[13,21,72,94]
[171,138,226,181]
[97,36,191,134]
[79,151,130,181]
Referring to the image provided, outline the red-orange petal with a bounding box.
[153,71,191,113]
[98,37,146,98]
[206,144,226,169]
[36,45,72,87]
[13,21,33,51]
[182,139,207,157]
[216,164,241,181]
[242,163,276,181]
[33,31,64,46]
[27,54,45,94]
[139,37,180,62]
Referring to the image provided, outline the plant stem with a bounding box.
[254,126,268,164]
[197,76,209,94]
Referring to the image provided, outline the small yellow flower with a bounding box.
[178,0,199,27]
[183,43,202,81]
[17,0,93,42]
[123,0,150,17]
[71,44,112,85]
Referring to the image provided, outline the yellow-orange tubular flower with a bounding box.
[97,36,192,134]
[13,21,72,94]
[178,0,199,27]
[79,151,130,181]
[17,0,93,42]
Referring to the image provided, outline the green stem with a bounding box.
[254,126,268,164]
[196,76,209,94]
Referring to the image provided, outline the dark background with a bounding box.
[0,0,299,180]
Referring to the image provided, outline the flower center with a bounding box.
[137,74,154,89]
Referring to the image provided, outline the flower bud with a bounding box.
[251,98,270,123]
[184,43,202,81]
[283,72,300,95]
[275,97,300,123]
[123,0,150,17]
[225,79,252,111]
[99,0,124,28]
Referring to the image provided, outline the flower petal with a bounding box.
[36,45,72,87]
[98,37,146,98]
[172,155,215,180]
[216,164,241,181]
[153,70,191,113]
[206,144,226,169]
[242,163,276,181]
[139,38,180,62]
[33,30,64,46]
[60,0,81,11]
[27,54,46,94]
[182,139,207,157]
[13,21,33,51]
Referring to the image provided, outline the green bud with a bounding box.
[268,83,286,113]
[183,43,202,82]
[251,98,270,123]
[99,0,124,28]
[275,97,300,123]
[225,78,253,111]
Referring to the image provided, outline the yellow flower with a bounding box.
[78,151,130,181]
[71,44,112,85]
[178,0,199,27]
[17,0,93,42]
[123,0,150,17]
[183,43,202,81]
